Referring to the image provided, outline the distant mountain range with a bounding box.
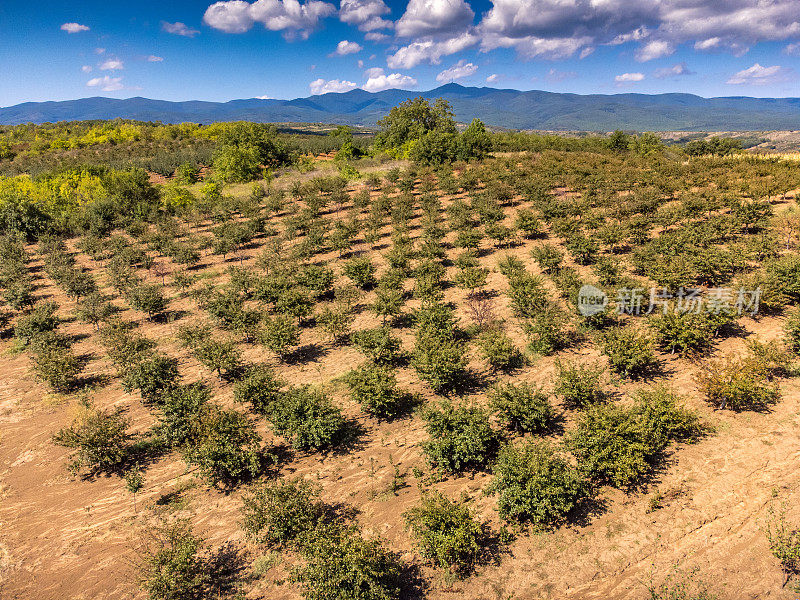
[3,84,800,131]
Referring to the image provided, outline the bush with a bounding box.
[695,356,780,411]
[343,256,377,289]
[193,338,241,379]
[649,310,721,356]
[421,401,500,474]
[269,386,346,451]
[292,523,403,600]
[122,353,179,404]
[477,328,522,372]
[489,382,554,434]
[53,402,130,476]
[135,515,208,600]
[567,392,701,488]
[553,360,607,409]
[412,331,468,393]
[241,478,324,548]
[345,362,405,420]
[351,327,403,364]
[154,383,210,448]
[785,308,800,354]
[31,342,82,393]
[233,365,285,415]
[403,491,486,576]
[128,283,169,319]
[15,300,59,345]
[317,304,355,344]
[183,405,263,486]
[260,313,300,359]
[488,441,587,526]
[598,325,659,379]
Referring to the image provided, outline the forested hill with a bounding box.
[3,84,800,130]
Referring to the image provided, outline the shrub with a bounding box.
[122,353,179,404]
[345,362,405,420]
[523,303,573,355]
[515,209,542,238]
[343,256,377,289]
[15,300,59,345]
[135,515,208,600]
[292,524,403,600]
[269,386,346,451]
[193,338,241,379]
[154,383,210,448]
[260,313,300,359]
[403,491,486,576]
[530,244,564,274]
[695,356,780,411]
[785,308,800,354]
[31,342,82,393]
[567,391,701,488]
[351,327,403,364]
[421,401,500,474]
[317,304,355,344]
[75,292,117,330]
[53,402,130,476]
[412,331,468,393]
[489,382,554,434]
[764,502,800,586]
[598,325,659,379]
[477,328,522,372]
[183,405,263,486]
[241,478,324,548]
[128,283,169,319]
[233,365,285,415]
[553,360,607,409]
[488,441,587,526]
[649,310,718,356]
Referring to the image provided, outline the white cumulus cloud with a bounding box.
[486,73,500,83]
[162,21,200,37]
[99,59,124,71]
[435,59,478,82]
[726,63,793,85]
[395,0,474,38]
[310,78,358,94]
[146,55,164,62]
[362,72,417,92]
[654,62,694,78]
[331,40,363,56]
[203,0,336,40]
[635,39,673,61]
[615,72,645,83]
[387,31,477,68]
[87,76,125,92]
[339,0,392,31]
[61,22,90,34]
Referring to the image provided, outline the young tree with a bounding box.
[53,402,130,476]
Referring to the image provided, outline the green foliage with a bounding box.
[192,338,241,379]
[233,365,285,415]
[154,383,210,448]
[764,501,800,585]
[351,327,403,364]
[128,283,169,319]
[15,300,59,345]
[695,355,781,411]
[292,524,403,600]
[412,330,468,393]
[421,401,500,474]
[31,340,82,392]
[345,361,405,420]
[268,386,346,451]
[598,325,659,379]
[241,478,324,548]
[649,309,724,356]
[375,97,457,151]
[122,353,179,404]
[477,328,522,372]
[404,491,487,576]
[212,122,293,183]
[785,308,800,354]
[553,360,607,409]
[260,313,300,359]
[568,389,702,487]
[489,382,554,434]
[135,515,208,600]
[183,405,263,486]
[488,441,587,526]
[343,256,377,289]
[53,402,130,476]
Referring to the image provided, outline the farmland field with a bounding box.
[1,110,799,600]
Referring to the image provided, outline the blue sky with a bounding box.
[1,0,799,106]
